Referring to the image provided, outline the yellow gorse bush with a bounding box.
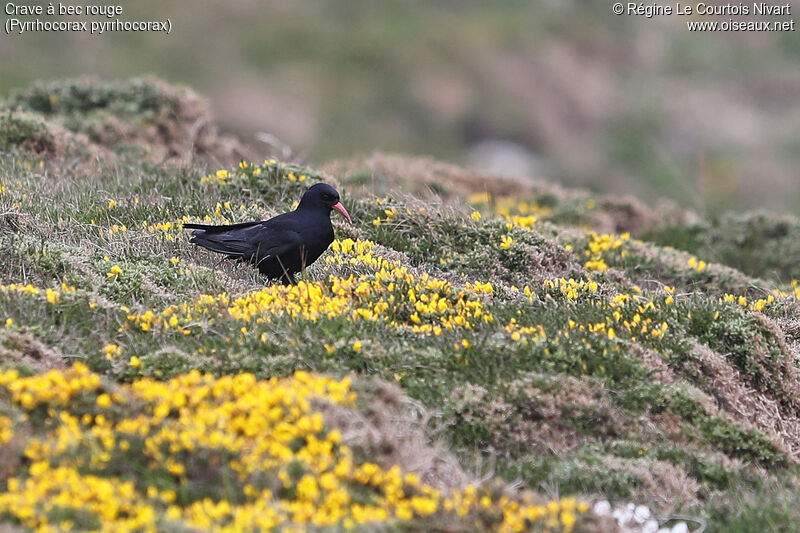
[582,232,630,272]
[516,279,672,345]
[127,239,494,336]
[467,192,553,225]
[0,364,586,532]
[0,283,76,299]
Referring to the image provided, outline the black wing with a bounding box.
[187,218,303,263]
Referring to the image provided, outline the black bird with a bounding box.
[184,183,352,284]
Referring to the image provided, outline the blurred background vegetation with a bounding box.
[1,0,798,212]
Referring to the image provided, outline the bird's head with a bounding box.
[298,183,352,223]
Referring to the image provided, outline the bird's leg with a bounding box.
[298,247,308,284]
[274,255,296,286]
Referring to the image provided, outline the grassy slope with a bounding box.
[1,78,800,532]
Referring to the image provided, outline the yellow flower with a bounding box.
[584,259,608,272]
[468,191,491,204]
[561,510,577,529]
[130,356,142,368]
[470,211,481,221]
[96,394,112,408]
[500,235,514,250]
[0,361,595,531]
[46,288,60,304]
[108,199,116,209]
[4,318,12,328]
[107,265,123,279]
[352,341,363,353]
[688,257,707,272]
[103,344,122,360]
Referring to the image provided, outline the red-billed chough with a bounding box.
[184,183,351,285]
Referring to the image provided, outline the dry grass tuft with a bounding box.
[600,455,702,509]
[2,76,255,170]
[694,341,800,460]
[328,152,691,234]
[0,329,63,371]
[318,378,473,491]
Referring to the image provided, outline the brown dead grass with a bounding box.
[90,76,253,168]
[5,77,255,171]
[326,152,691,234]
[515,235,583,286]
[693,341,800,461]
[0,329,64,371]
[622,236,757,294]
[600,456,702,509]
[3,111,111,162]
[628,345,677,385]
[318,378,473,491]
[753,313,800,399]
[326,152,535,200]
[449,374,631,458]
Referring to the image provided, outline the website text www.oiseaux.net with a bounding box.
[616,3,795,32]
[687,18,794,31]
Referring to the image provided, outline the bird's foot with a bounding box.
[279,274,297,286]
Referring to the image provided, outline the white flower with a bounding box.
[593,500,611,516]
[614,508,633,525]
[671,523,689,533]
[634,505,651,523]
[642,520,660,533]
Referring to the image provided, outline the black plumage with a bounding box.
[184,183,351,284]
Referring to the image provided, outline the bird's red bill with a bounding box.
[332,202,352,223]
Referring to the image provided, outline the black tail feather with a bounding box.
[184,221,263,257]
[183,221,261,233]
[188,235,245,257]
